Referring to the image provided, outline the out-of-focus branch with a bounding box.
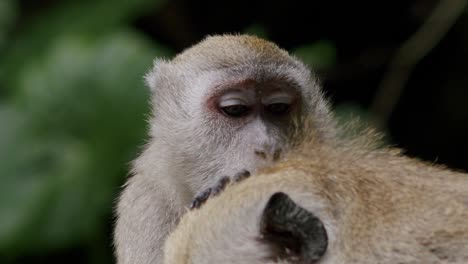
[370,0,468,129]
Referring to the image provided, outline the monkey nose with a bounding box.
[254,148,282,161]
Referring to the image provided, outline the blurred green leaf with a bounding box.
[293,39,337,70]
[0,29,170,256]
[0,0,165,93]
[0,0,17,49]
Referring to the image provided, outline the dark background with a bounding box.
[1,0,467,263]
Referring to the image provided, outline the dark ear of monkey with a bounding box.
[260,192,328,264]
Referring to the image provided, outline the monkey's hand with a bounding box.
[189,170,250,210]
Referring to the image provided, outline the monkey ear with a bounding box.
[144,59,170,92]
[260,192,328,263]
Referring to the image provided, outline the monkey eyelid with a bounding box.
[219,98,249,107]
[261,92,294,105]
[218,91,255,107]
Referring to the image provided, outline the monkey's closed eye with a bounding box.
[221,105,250,117]
[266,103,290,115]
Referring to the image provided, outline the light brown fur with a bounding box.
[164,126,468,264]
[173,35,292,70]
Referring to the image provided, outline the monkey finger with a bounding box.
[211,176,231,197]
[233,170,251,182]
[189,188,213,210]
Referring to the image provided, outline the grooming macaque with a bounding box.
[164,127,468,264]
[114,35,337,264]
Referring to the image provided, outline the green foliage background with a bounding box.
[0,0,171,262]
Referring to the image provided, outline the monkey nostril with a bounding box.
[273,149,282,161]
[255,150,267,159]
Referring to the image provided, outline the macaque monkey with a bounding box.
[164,126,468,264]
[114,35,337,264]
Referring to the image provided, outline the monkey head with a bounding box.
[144,35,335,195]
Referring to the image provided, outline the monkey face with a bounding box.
[180,65,307,192]
[143,36,331,195]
